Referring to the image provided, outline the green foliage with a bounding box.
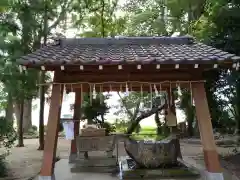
[123,0,240,135]
[0,0,72,104]
[72,0,127,37]
[0,0,239,140]
[31,125,38,132]
[116,91,165,134]
[114,118,129,132]
[102,122,116,135]
[0,116,17,149]
[25,125,38,136]
[193,0,240,134]
[116,92,161,120]
[125,0,206,36]
[81,93,110,125]
[178,88,195,136]
[0,0,72,148]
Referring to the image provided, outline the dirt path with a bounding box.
[1,138,70,180]
[1,138,239,180]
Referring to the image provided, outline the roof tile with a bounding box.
[17,36,240,66]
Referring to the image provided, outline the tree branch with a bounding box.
[229,104,237,118]
[117,92,134,119]
[110,0,119,16]
[100,0,105,37]
[126,103,165,134]
[48,1,71,32]
[132,100,141,120]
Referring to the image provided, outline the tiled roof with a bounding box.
[17,36,240,66]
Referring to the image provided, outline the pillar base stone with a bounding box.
[38,174,55,180]
[205,172,224,180]
[69,153,77,163]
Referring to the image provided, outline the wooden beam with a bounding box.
[58,71,202,83]
[192,82,223,180]
[27,62,235,72]
[40,71,63,178]
[60,64,203,73]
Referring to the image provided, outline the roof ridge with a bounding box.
[59,36,194,47]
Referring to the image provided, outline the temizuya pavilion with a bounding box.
[17,36,239,180]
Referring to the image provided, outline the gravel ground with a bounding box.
[0,138,239,180]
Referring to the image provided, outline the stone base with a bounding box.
[38,174,55,180]
[71,157,118,173]
[71,166,117,173]
[205,172,224,180]
[118,157,200,179]
[73,156,117,167]
[69,153,77,163]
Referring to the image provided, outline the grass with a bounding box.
[115,126,127,133]
[115,124,169,141]
[125,126,167,141]
[131,134,166,141]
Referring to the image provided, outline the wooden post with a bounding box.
[192,82,223,180]
[39,72,63,180]
[69,90,82,163]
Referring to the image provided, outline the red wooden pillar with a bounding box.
[39,71,64,180]
[192,82,223,180]
[69,90,82,163]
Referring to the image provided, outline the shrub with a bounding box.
[0,116,17,149]
[26,126,38,136]
[31,125,38,131]
[0,155,8,177]
[115,119,129,132]
[0,116,16,177]
[102,122,116,135]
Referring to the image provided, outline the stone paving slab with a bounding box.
[2,139,239,180]
[182,157,239,180]
[35,159,203,180]
[37,159,119,180]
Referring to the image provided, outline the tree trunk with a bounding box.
[172,138,182,159]
[38,71,45,150]
[22,99,32,133]
[14,100,32,133]
[17,99,24,147]
[235,81,240,135]
[5,92,14,123]
[100,114,105,124]
[154,112,162,135]
[14,103,20,128]
[187,120,194,137]
[127,104,165,134]
[236,115,240,135]
[163,116,169,136]
[194,118,200,137]
[135,124,141,133]
[186,106,195,137]
[38,2,48,149]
